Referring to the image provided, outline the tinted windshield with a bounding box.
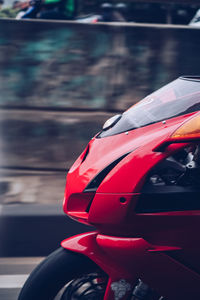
[99,77,200,138]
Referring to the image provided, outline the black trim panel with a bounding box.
[136,186,200,213]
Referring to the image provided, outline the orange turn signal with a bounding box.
[171,114,200,140]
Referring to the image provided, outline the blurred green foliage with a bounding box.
[0,8,18,18]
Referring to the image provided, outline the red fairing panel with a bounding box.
[61,232,200,300]
[63,113,197,231]
[63,113,197,214]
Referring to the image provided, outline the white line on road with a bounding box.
[0,274,29,288]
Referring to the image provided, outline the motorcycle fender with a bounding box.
[61,231,200,300]
[61,232,131,277]
[61,231,143,300]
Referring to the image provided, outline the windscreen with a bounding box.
[99,77,200,138]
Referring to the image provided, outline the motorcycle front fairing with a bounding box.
[62,76,200,299]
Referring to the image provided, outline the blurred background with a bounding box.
[1,0,200,23]
[0,1,200,298]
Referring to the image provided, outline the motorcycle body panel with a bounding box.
[64,112,196,206]
[61,232,200,299]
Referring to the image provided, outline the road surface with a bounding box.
[0,257,43,300]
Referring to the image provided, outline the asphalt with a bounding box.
[0,201,93,299]
[0,257,44,300]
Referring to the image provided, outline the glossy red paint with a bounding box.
[61,233,200,300]
[63,112,198,229]
[62,78,200,299]
[63,112,197,212]
[64,114,191,212]
[88,193,137,225]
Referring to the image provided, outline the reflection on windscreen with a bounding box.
[99,77,200,138]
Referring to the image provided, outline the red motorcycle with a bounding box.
[19,76,200,300]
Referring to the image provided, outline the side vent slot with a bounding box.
[84,152,131,192]
[81,145,90,163]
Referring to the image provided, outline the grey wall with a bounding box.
[1,19,200,112]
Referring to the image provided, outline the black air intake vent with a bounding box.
[136,186,200,213]
[84,152,131,192]
[81,145,90,163]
